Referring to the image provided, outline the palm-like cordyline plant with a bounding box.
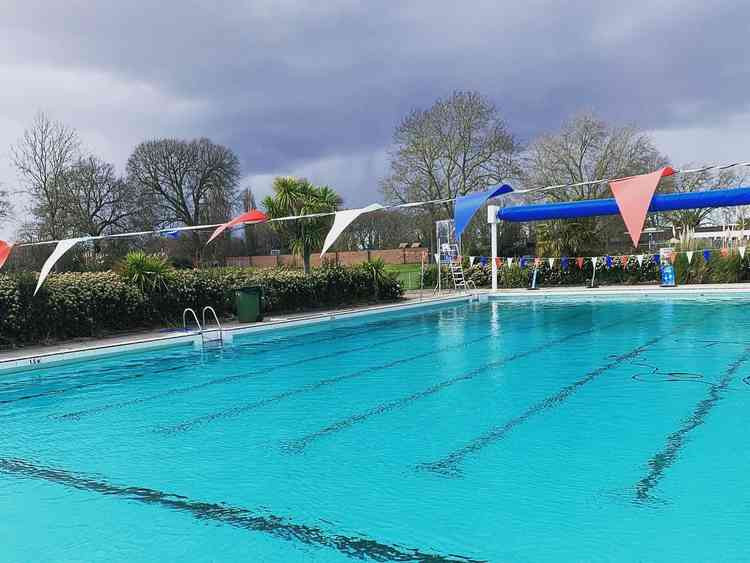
[262,177,342,273]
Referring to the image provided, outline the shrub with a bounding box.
[116,251,174,292]
[0,265,403,347]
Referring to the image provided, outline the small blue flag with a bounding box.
[703,249,711,262]
[605,255,612,268]
[653,254,660,265]
[520,257,527,269]
[562,256,569,271]
[479,256,488,267]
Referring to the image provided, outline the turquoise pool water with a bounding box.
[1,296,749,561]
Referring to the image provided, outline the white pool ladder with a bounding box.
[182,307,226,349]
[201,306,224,347]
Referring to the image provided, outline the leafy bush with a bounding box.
[116,251,174,292]
[0,264,403,347]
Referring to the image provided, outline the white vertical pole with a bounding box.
[488,205,499,291]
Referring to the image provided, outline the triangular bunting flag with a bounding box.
[605,255,612,268]
[495,257,502,268]
[454,184,513,239]
[534,257,541,267]
[591,256,599,267]
[548,257,555,268]
[739,247,746,259]
[320,204,383,255]
[720,247,729,257]
[609,167,674,247]
[703,249,711,262]
[637,254,644,266]
[561,257,569,271]
[653,254,660,265]
[469,256,475,267]
[35,237,88,295]
[508,257,515,267]
[0,241,13,271]
[207,209,267,245]
[686,250,694,264]
[576,257,585,269]
[620,255,629,267]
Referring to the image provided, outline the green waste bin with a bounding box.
[235,286,263,323]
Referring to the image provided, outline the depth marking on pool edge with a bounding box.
[282,314,632,455]
[52,304,543,423]
[0,457,482,563]
[633,346,750,502]
[155,307,582,435]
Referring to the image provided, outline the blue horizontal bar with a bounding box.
[497,187,750,222]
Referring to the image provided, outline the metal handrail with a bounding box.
[183,308,201,332]
[202,306,223,332]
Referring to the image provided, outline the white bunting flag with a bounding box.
[686,250,694,264]
[548,257,555,268]
[35,237,88,295]
[469,256,475,267]
[637,254,645,266]
[321,204,384,255]
[591,256,598,267]
[739,247,746,259]
[507,257,514,267]
[434,253,440,265]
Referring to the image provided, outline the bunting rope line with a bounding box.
[6,160,750,250]
[511,161,750,195]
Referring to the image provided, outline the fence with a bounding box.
[226,248,426,269]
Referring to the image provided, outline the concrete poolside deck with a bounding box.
[3,283,750,372]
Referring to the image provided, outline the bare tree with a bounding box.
[524,114,668,201]
[0,186,10,223]
[126,138,240,261]
[662,166,746,233]
[524,114,670,254]
[11,112,80,239]
[381,91,519,223]
[59,155,137,237]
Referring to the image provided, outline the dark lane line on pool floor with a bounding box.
[633,346,750,503]
[155,309,586,434]
[50,306,540,422]
[0,457,482,562]
[417,311,721,477]
[282,315,632,455]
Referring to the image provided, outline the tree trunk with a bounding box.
[303,246,311,274]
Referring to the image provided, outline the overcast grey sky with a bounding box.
[2,0,749,239]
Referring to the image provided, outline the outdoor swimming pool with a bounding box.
[1,295,749,561]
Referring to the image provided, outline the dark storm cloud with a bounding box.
[1,0,748,217]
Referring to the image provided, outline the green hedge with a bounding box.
[0,265,403,346]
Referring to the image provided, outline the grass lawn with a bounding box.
[385,263,424,289]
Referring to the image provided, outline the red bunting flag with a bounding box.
[534,257,541,267]
[576,257,585,269]
[720,247,729,257]
[609,167,674,248]
[0,241,12,270]
[207,210,267,245]
[495,257,502,267]
[619,255,629,267]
